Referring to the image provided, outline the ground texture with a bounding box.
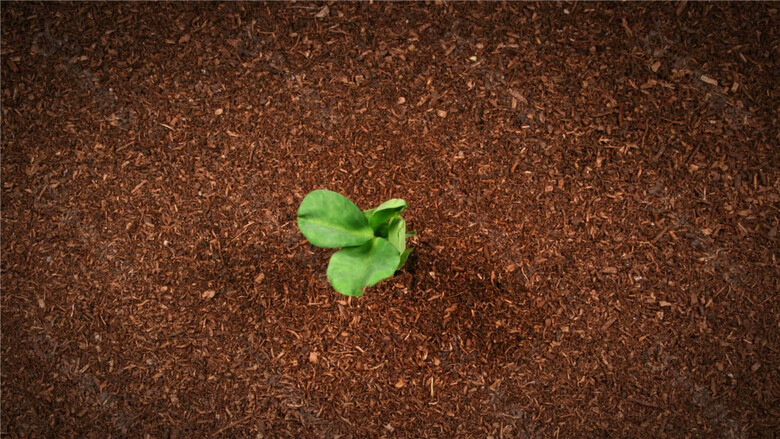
[2,2,779,438]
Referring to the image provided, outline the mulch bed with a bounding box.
[2,2,778,438]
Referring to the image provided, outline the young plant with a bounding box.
[296,189,415,297]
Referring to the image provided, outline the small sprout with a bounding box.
[297,189,415,296]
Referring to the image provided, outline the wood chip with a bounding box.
[600,317,617,332]
[508,89,528,105]
[700,75,719,86]
[676,0,688,16]
[315,5,329,18]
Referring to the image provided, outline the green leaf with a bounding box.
[389,219,414,269]
[362,209,375,222]
[327,238,401,296]
[297,190,374,248]
[398,248,413,269]
[386,216,407,253]
[372,198,407,211]
[366,199,406,231]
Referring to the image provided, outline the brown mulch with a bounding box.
[2,2,778,438]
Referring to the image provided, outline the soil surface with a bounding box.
[2,3,779,438]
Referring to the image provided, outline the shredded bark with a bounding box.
[2,2,778,437]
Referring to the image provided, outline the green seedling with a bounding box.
[297,189,415,296]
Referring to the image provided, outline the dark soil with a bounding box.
[2,2,779,438]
